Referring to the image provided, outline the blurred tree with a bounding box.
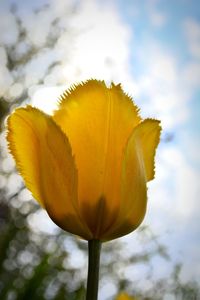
[0,1,199,300]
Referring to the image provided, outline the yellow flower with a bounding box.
[116,292,137,300]
[7,80,161,241]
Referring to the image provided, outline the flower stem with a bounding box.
[86,239,101,300]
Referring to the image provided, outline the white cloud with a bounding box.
[147,0,167,27]
[149,9,167,27]
[181,130,200,167]
[31,0,134,111]
[21,11,51,47]
[3,0,133,105]
[32,86,64,114]
[0,7,18,45]
[149,144,200,228]
[20,0,76,48]
[24,48,59,86]
[146,142,200,282]
[8,83,23,98]
[61,0,132,84]
[132,43,191,129]
[182,61,200,88]
[161,146,200,219]
[184,18,200,60]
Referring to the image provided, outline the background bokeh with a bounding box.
[0,0,200,299]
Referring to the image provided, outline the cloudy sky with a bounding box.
[0,0,200,297]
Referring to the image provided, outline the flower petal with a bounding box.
[102,119,161,240]
[134,119,161,181]
[7,106,92,239]
[102,123,147,240]
[53,80,141,236]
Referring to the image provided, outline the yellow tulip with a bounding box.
[7,80,161,241]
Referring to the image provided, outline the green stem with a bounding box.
[86,239,101,300]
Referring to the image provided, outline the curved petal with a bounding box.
[102,119,161,240]
[53,80,141,236]
[7,106,92,239]
[134,119,161,181]
[102,124,147,240]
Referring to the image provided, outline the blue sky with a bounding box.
[0,0,200,298]
[111,0,200,286]
[117,0,200,129]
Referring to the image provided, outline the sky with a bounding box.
[0,0,200,298]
